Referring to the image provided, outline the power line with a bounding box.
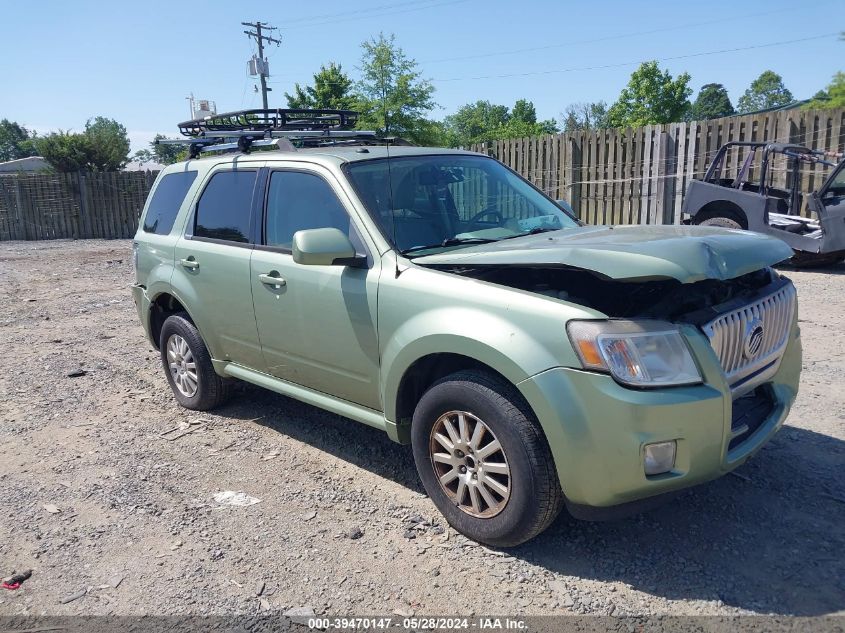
[276,0,469,29]
[419,2,832,65]
[281,0,443,26]
[263,32,839,89]
[430,32,840,82]
[242,21,282,109]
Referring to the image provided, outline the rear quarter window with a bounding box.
[142,171,197,235]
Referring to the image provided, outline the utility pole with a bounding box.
[242,21,281,109]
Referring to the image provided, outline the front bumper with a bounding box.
[517,320,802,509]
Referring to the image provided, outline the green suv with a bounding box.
[132,141,801,546]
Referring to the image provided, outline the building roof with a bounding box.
[0,156,51,173]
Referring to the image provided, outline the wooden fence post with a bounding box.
[653,130,674,225]
[566,137,582,219]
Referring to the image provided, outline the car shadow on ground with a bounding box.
[217,383,844,617]
[778,260,845,276]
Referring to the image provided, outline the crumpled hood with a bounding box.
[412,225,794,282]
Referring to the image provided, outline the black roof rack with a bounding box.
[178,108,359,137]
[156,108,408,159]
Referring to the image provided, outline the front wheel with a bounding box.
[411,370,563,547]
[160,313,230,411]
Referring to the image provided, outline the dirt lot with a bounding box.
[0,239,843,618]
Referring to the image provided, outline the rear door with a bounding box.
[250,165,382,409]
[171,164,265,370]
[134,169,199,284]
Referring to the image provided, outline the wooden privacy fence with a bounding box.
[0,171,159,241]
[470,107,845,225]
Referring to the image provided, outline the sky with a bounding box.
[1,0,842,153]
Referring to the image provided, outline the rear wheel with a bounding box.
[411,370,563,547]
[160,313,230,411]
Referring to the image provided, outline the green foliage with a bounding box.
[354,33,437,143]
[606,61,692,128]
[412,119,451,147]
[34,117,130,172]
[0,119,37,162]
[84,117,131,170]
[690,83,735,120]
[33,131,93,172]
[443,99,558,147]
[737,71,794,113]
[511,99,536,124]
[151,134,186,165]
[443,101,509,146]
[804,72,845,109]
[285,63,357,110]
[561,102,609,131]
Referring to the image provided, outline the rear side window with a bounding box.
[194,170,257,243]
[142,171,197,235]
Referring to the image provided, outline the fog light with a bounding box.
[644,441,676,475]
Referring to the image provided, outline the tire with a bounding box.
[698,215,743,230]
[411,370,563,547]
[159,313,230,411]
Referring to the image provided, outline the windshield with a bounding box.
[344,154,579,255]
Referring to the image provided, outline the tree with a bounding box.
[355,33,436,143]
[561,102,609,131]
[34,117,130,172]
[443,100,510,146]
[804,72,845,109]
[606,61,692,128]
[0,119,37,161]
[506,99,558,135]
[285,63,357,110]
[150,134,185,165]
[83,117,130,170]
[690,83,735,120]
[33,131,92,172]
[737,71,794,113]
[443,99,558,147]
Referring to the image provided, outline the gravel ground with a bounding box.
[0,239,843,618]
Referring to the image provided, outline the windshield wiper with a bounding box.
[401,236,498,255]
[498,227,559,240]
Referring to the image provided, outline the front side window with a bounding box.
[344,154,579,255]
[143,171,197,235]
[194,170,257,243]
[265,171,353,249]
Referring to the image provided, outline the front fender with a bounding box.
[381,305,576,424]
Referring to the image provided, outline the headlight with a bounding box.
[567,320,702,388]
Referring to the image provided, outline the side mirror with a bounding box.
[292,228,359,266]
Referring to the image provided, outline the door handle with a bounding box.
[258,272,286,288]
[180,257,199,270]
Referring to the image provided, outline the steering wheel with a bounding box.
[466,208,504,230]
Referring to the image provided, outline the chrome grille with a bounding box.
[702,283,796,392]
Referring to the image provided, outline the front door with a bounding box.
[250,167,382,410]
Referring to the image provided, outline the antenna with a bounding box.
[384,137,401,278]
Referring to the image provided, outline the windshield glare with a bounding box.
[344,155,579,255]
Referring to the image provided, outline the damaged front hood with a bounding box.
[412,225,794,282]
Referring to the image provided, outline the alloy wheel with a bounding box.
[429,410,511,518]
[166,334,198,398]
